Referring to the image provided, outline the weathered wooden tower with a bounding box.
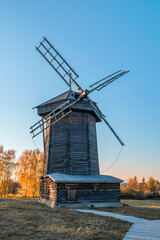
[30,37,129,208]
[36,90,100,176]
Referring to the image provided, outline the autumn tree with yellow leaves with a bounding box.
[147,176,159,193]
[127,176,138,191]
[16,149,43,197]
[139,177,147,192]
[0,145,16,197]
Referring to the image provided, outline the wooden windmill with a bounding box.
[30,37,129,208]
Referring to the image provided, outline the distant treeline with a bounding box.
[121,176,160,199]
[0,146,159,198]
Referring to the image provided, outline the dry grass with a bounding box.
[0,198,131,240]
[94,199,160,220]
[122,199,160,208]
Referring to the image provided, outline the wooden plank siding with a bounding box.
[40,178,121,206]
[43,110,100,176]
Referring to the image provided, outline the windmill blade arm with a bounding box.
[86,98,125,146]
[30,100,72,138]
[36,37,79,87]
[44,37,79,78]
[89,70,121,88]
[101,116,125,146]
[30,95,84,138]
[89,70,129,93]
[36,46,70,87]
[31,109,72,138]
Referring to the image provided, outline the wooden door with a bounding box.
[66,185,78,202]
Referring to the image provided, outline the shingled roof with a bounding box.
[34,90,80,108]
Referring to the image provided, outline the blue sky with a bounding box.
[0,0,160,181]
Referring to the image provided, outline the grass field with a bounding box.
[0,198,131,240]
[94,199,160,220]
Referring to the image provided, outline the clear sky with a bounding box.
[0,0,160,181]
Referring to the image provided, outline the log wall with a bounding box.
[40,178,121,207]
[40,178,57,207]
[46,111,99,175]
[56,182,120,205]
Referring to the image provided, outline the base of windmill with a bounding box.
[39,173,123,208]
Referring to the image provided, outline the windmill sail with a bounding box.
[30,100,72,138]
[36,37,79,87]
[30,94,84,138]
[89,70,129,92]
[86,98,125,146]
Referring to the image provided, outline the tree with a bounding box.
[155,180,160,193]
[121,184,130,197]
[0,145,16,196]
[139,177,147,191]
[127,176,138,191]
[147,177,156,193]
[16,149,43,197]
